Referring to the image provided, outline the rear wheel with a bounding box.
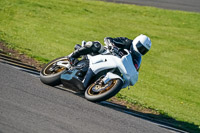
[85,77,123,102]
[40,56,69,86]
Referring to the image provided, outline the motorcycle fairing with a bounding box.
[88,54,138,88]
[60,69,85,91]
[121,54,138,87]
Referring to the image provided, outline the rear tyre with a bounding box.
[85,78,123,102]
[40,56,69,86]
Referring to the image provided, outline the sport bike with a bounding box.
[40,45,139,102]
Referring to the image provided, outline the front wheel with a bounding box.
[85,78,123,102]
[40,56,69,86]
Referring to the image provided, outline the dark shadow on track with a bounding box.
[98,101,200,133]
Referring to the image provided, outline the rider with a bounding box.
[68,34,152,88]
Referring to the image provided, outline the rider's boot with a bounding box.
[67,49,81,66]
[67,56,76,66]
[83,68,95,89]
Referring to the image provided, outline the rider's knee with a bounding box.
[83,41,104,54]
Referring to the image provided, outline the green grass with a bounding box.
[0,0,200,132]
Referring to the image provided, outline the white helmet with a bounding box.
[132,34,151,56]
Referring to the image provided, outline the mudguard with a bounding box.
[102,72,123,84]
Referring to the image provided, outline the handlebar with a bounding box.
[109,45,128,57]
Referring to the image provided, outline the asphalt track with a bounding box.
[102,0,200,12]
[1,0,197,132]
[0,60,186,133]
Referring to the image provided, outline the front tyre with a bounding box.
[40,56,69,86]
[85,78,123,102]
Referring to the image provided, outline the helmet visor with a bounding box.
[136,41,149,55]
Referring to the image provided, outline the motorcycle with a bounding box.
[40,44,139,102]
